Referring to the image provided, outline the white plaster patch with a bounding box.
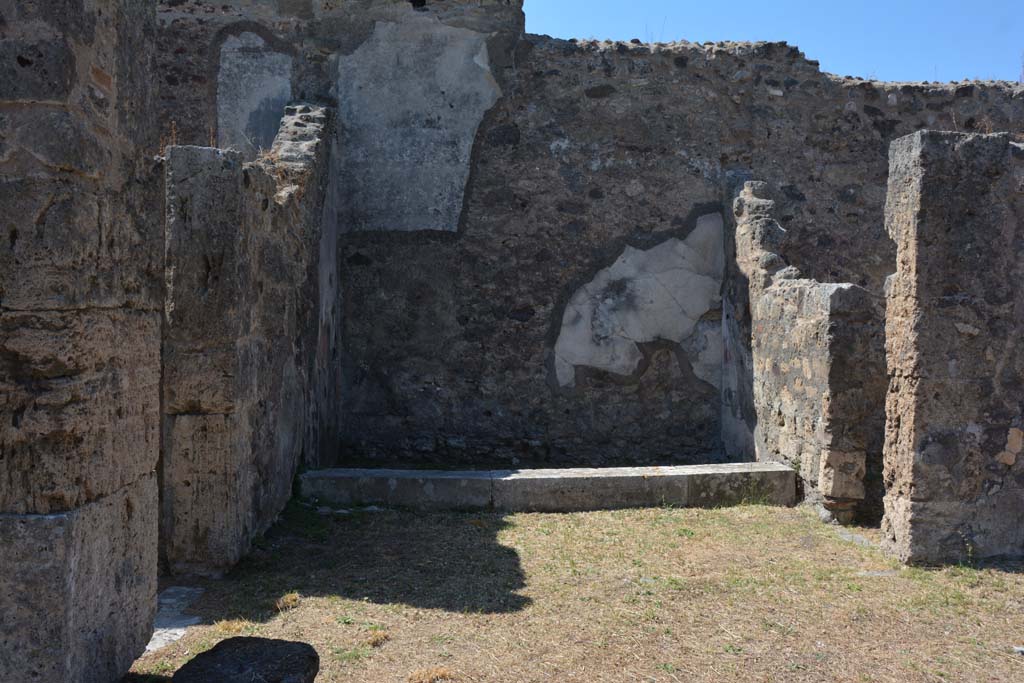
[217,33,292,158]
[334,15,500,232]
[554,212,725,387]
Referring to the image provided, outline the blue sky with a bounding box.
[522,0,1023,83]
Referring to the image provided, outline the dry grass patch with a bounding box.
[131,503,1024,682]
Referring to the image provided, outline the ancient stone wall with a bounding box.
[162,104,336,575]
[0,0,161,680]
[152,0,1023,469]
[735,183,886,522]
[883,131,1024,564]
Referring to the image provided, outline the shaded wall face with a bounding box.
[883,131,1024,564]
[161,106,336,575]
[0,0,161,680]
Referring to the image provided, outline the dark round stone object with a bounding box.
[172,637,319,683]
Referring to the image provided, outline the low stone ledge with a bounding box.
[299,463,796,513]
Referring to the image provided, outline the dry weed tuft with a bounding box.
[364,630,391,648]
[274,592,301,612]
[408,667,456,683]
[212,619,256,635]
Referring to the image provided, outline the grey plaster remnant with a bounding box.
[334,14,501,232]
[145,587,204,653]
[217,32,292,158]
[553,212,725,388]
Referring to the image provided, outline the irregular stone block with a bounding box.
[160,413,251,575]
[172,637,319,683]
[0,309,160,514]
[818,451,867,500]
[0,177,158,310]
[0,475,158,683]
[882,131,1024,564]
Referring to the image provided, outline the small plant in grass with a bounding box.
[151,660,175,675]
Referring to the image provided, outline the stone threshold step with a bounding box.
[299,462,796,513]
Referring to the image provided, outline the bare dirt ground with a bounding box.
[129,503,1024,682]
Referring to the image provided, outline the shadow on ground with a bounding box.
[181,502,530,624]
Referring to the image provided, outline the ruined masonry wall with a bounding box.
[162,104,337,575]
[883,131,1024,564]
[0,0,161,680]
[736,183,886,522]
[155,0,1023,468]
[753,281,885,520]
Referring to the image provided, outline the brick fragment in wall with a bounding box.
[882,131,1024,564]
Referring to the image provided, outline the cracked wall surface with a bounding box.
[0,0,161,680]
[883,131,1024,564]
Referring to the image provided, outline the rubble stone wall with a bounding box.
[883,131,1024,564]
[153,0,1023,468]
[0,0,162,680]
[736,183,887,522]
[161,104,336,575]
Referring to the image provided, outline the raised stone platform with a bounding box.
[299,463,796,512]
